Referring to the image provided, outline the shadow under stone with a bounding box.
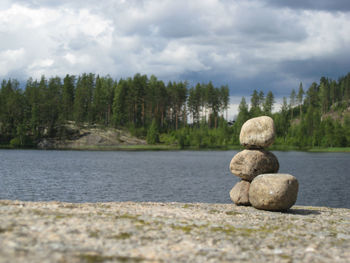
[285,208,321,215]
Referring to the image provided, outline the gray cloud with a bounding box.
[8,0,97,8]
[280,55,350,82]
[233,5,307,43]
[265,0,350,11]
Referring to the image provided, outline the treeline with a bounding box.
[0,73,229,147]
[2,71,350,149]
[235,72,350,148]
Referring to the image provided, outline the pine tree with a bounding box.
[233,97,249,144]
[132,73,148,126]
[258,91,265,110]
[112,79,129,127]
[220,85,229,120]
[46,76,62,136]
[275,97,290,141]
[263,91,275,115]
[289,89,296,119]
[306,82,319,108]
[297,82,304,117]
[250,90,260,117]
[62,74,75,121]
[188,87,196,124]
[74,73,95,124]
[236,97,249,124]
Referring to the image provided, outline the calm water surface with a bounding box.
[0,150,349,208]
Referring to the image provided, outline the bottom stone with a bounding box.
[249,173,299,211]
[229,180,251,206]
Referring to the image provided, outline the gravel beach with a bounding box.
[1,200,349,262]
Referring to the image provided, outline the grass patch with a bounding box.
[182,204,194,209]
[117,144,180,151]
[171,224,194,233]
[0,227,14,233]
[115,214,150,226]
[78,254,145,263]
[88,231,100,238]
[225,211,242,216]
[115,214,139,220]
[52,212,74,219]
[59,203,79,209]
[113,256,145,263]
[170,222,210,234]
[210,224,282,237]
[54,214,70,220]
[108,232,132,240]
[58,144,180,151]
[0,145,13,149]
[268,145,304,151]
[307,147,350,152]
[31,209,47,216]
[210,225,252,236]
[265,145,350,152]
[279,254,292,260]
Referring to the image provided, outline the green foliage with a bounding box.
[250,90,261,117]
[93,75,114,125]
[263,91,275,115]
[61,74,75,121]
[9,137,22,147]
[239,72,350,149]
[112,79,129,127]
[2,71,350,150]
[74,73,95,124]
[146,119,159,144]
[158,119,234,149]
[128,124,147,138]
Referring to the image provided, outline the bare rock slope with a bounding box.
[38,122,146,149]
[1,200,349,262]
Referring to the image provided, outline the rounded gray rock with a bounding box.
[230,180,251,206]
[240,116,276,148]
[249,173,299,211]
[229,149,279,182]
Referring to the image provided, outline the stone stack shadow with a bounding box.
[229,116,299,211]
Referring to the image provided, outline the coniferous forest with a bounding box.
[0,72,350,149]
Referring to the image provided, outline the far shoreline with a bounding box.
[1,144,350,152]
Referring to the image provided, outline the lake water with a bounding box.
[0,150,349,208]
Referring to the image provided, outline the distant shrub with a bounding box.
[146,120,160,144]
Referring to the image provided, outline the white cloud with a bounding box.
[0,48,26,76]
[0,3,114,78]
[0,0,349,96]
[29,58,54,69]
[0,4,58,30]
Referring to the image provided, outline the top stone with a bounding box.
[240,116,275,148]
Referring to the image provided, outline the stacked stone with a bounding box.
[229,116,299,211]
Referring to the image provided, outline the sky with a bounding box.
[1,0,350,118]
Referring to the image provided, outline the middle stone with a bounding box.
[230,149,279,182]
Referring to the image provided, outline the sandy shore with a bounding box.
[0,200,349,262]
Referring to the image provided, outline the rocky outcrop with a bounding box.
[37,122,146,149]
[0,200,349,263]
[37,139,56,149]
